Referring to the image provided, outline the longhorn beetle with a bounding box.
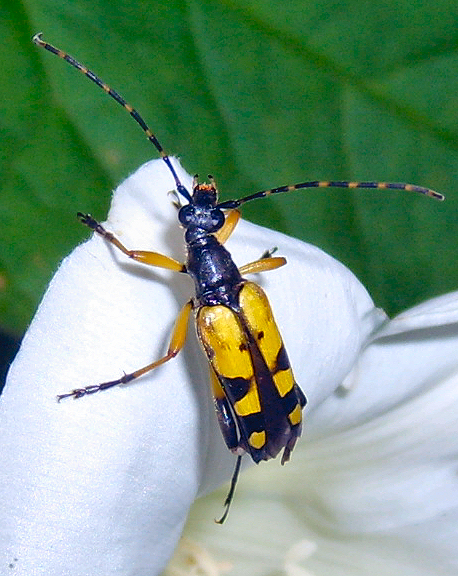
[33,33,444,523]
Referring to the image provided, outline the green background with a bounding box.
[1,0,457,341]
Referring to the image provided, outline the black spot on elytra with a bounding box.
[220,376,250,401]
[275,345,290,372]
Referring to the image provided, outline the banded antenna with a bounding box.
[33,33,192,203]
[34,34,444,208]
[217,179,444,209]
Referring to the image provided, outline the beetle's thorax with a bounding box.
[185,234,243,308]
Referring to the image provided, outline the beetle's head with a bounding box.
[178,175,225,238]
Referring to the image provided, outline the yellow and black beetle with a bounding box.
[33,34,443,523]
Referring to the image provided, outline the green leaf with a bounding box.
[1,0,457,336]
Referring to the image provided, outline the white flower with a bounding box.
[2,158,442,576]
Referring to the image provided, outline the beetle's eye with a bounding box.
[178,204,195,225]
[211,209,225,230]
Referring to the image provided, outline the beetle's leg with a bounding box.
[214,209,241,244]
[57,300,193,401]
[215,454,243,525]
[78,213,185,272]
[260,246,277,259]
[239,256,286,275]
[208,366,246,524]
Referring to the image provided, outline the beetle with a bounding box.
[33,33,443,523]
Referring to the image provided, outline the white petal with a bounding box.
[311,290,458,432]
[314,291,458,563]
[0,159,380,575]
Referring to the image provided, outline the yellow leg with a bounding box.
[214,210,241,244]
[57,300,194,400]
[239,256,287,275]
[78,213,185,272]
